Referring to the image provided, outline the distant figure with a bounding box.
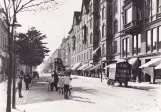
[49,74,55,91]
[24,73,32,90]
[53,71,59,91]
[57,73,64,94]
[17,75,23,98]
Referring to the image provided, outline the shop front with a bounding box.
[139,57,161,83]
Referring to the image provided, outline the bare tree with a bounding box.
[0,0,62,112]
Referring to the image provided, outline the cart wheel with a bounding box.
[125,82,128,87]
[119,82,122,87]
[110,81,114,86]
[107,80,110,85]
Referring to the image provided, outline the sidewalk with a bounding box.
[0,80,29,112]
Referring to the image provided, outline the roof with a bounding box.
[68,11,81,34]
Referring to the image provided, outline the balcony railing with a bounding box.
[124,20,142,33]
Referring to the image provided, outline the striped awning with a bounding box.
[71,62,82,70]
[83,64,93,71]
[90,64,101,70]
[139,58,161,68]
[78,64,88,70]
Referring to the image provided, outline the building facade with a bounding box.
[52,0,161,83]
[60,37,71,68]
[0,18,8,81]
[119,0,161,83]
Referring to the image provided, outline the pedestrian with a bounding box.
[49,74,55,91]
[57,73,64,94]
[24,73,32,90]
[102,70,106,80]
[17,75,23,98]
[53,71,59,91]
[64,72,71,99]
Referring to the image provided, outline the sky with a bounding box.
[16,0,82,61]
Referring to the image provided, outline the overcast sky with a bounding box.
[16,0,82,61]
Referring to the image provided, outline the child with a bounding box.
[57,74,64,94]
[64,72,71,99]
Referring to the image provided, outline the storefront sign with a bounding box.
[115,62,131,82]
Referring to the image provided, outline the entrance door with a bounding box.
[145,73,151,82]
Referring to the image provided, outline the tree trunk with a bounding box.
[6,30,13,112]
[30,66,32,76]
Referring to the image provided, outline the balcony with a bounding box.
[123,0,142,8]
[124,20,142,34]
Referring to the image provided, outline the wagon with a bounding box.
[107,61,131,87]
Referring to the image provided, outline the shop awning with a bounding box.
[83,64,93,71]
[104,63,116,69]
[128,58,138,69]
[92,46,100,55]
[71,62,82,70]
[139,58,161,68]
[90,64,101,70]
[155,63,161,69]
[78,64,88,70]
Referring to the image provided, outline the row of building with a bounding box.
[0,15,36,82]
[0,16,8,81]
[44,0,161,83]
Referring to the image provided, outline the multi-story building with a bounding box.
[60,37,71,68]
[0,17,8,81]
[118,0,161,83]
[53,0,161,83]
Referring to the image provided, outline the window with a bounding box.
[114,0,118,14]
[127,38,130,56]
[159,26,161,49]
[147,30,151,52]
[90,33,93,44]
[133,34,141,55]
[98,30,101,42]
[90,3,92,13]
[102,24,105,38]
[90,19,92,29]
[123,38,129,57]
[152,28,157,51]
[157,0,161,13]
[102,7,105,19]
[125,7,132,24]
[133,35,137,55]
[102,44,105,56]
[138,34,141,53]
[91,49,93,59]
[113,41,117,54]
[86,27,88,36]
[114,20,118,34]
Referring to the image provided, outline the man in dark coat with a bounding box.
[18,75,23,98]
[24,73,32,90]
[53,71,59,91]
